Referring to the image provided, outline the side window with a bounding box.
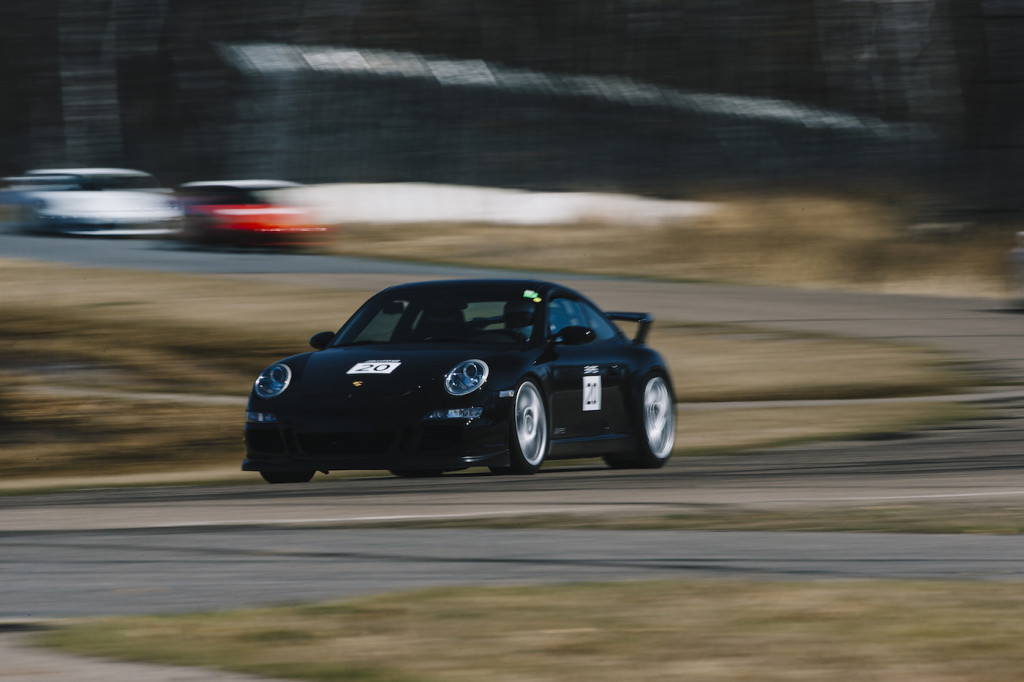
[547,297,585,335]
[579,300,620,341]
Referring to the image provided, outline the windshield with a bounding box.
[333,287,542,347]
[83,173,162,191]
[180,186,283,204]
[25,173,161,191]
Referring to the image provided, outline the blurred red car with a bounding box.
[178,180,332,247]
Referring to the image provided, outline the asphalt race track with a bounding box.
[2,231,1024,623]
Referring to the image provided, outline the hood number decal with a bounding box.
[348,360,402,375]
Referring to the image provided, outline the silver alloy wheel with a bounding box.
[643,376,675,459]
[514,381,547,467]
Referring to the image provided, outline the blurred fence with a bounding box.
[0,0,1020,210]
[214,42,930,193]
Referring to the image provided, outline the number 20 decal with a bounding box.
[348,361,402,375]
[583,375,601,411]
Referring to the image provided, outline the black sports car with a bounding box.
[243,279,676,483]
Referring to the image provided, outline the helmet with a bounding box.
[504,297,536,340]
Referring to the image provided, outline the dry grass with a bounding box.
[38,580,1024,681]
[654,323,963,402]
[671,401,977,454]
[0,259,975,485]
[328,192,1021,297]
[0,261,367,481]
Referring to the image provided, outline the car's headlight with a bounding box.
[254,363,292,399]
[444,359,489,396]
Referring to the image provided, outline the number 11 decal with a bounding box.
[583,375,601,411]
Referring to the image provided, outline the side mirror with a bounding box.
[555,326,596,345]
[309,331,335,350]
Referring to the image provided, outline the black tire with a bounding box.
[260,470,315,484]
[604,372,675,469]
[389,469,445,478]
[503,379,549,474]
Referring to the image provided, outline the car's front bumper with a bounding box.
[242,393,511,472]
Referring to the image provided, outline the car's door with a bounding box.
[545,296,629,441]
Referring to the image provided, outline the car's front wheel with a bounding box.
[604,372,675,469]
[260,470,315,484]
[497,379,549,475]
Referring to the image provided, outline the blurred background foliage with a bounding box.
[0,0,1020,216]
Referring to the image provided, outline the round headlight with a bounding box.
[444,359,489,396]
[254,363,292,399]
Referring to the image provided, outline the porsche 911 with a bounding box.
[243,279,676,483]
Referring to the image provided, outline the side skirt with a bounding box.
[547,433,634,459]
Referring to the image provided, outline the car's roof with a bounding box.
[26,168,156,177]
[378,279,574,296]
[179,179,302,190]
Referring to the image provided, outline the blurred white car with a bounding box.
[1,168,183,236]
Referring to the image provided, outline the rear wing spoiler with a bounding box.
[607,311,653,345]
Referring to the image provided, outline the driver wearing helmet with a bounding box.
[503,297,537,343]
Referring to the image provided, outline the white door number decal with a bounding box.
[583,375,601,411]
[347,360,402,375]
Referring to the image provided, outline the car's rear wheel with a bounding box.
[260,470,315,484]
[500,379,549,475]
[604,372,675,469]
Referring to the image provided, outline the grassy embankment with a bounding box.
[0,254,980,491]
[327,191,1021,298]
[38,580,1024,682]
